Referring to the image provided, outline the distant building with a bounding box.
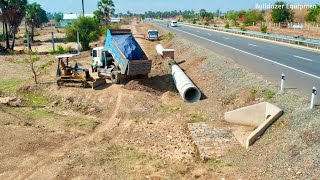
[59,13,94,27]
[45,19,57,27]
[110,18,121,23]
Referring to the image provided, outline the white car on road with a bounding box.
[170,21,178,27]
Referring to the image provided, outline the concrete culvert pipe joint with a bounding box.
[171,64,201,103]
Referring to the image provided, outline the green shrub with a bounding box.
[49,45,74,54]
[204,21,209,26]
[56,45,65,54]
[263,89,276,100]
[65,16,100,51]
[225,23,230,28]
[65,46,75,53]
[240,25,247,31]
[249,88,258,95]
[192,20,196,24]
[49,50,56,55]
[232,21,239,27]
[260,25,268,33]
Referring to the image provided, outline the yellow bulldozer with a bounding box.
[56,54,106,89]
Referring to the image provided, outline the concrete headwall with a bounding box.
[225,102,267,127]
[225,102,283,148]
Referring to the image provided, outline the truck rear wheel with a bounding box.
[111,71,120,84]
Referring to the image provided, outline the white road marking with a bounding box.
[208,33,212,35]
[248,43,258,47]
[223,37,229,40]
[293,55,313,62]
[172,27,320,80]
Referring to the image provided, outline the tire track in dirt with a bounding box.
[10,91,123,180]
[87,90,123,142]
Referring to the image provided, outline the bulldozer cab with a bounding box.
[56,54,80,77]
[55,54,106,89]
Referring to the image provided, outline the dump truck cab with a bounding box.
[91,47,113,72]
[145,30,159,41]
[92,47,105,68]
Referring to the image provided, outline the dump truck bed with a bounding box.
[104,29,152,75]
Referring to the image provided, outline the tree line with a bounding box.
[0,0,49,50]
[144,1,320,25]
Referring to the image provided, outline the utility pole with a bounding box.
[81,0,84,16]
[51,32,55,51]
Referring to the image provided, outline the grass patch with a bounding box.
[125,147,148,162]
[24,93,51,107]
[160,105,179,113]
[263,89,276,100]
[39,60,54,70]
[78,118,99,131]
[0,79,23,93]
[71,144,151,171]
[249,88,258,96]
[106,144,150,162]
[189,113,203,123]
[24,109,55,119]
[49,45,75,54]
[159,32,175,40]
[205,159,222,165]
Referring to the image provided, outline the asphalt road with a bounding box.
[151,20,320,100]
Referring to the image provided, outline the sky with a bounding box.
[29,0,320,14]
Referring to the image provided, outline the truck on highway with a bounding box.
[170,20,178,27]
[145,30,159,41]
[91,29,152,84]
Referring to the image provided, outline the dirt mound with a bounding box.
[123,76,176,96]
[123,79,161,95]
[0,97,22,106]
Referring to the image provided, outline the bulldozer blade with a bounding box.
[91,78,107,90]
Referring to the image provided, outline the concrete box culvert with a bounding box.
[172,64,201,103]
[224,102,283,148]
[156,44,174,59]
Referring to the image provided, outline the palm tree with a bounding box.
[26,3,48,42]
[199,9,207,19]
[0,0,27,50]
[97,0,115,23]
[81,0,84,16]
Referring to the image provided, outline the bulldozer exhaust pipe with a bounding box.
[172,64,201,103]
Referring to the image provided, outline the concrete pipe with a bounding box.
[156,44,164,56]
[172,64,201,103]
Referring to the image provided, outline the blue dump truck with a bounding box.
[91,29,152,84]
